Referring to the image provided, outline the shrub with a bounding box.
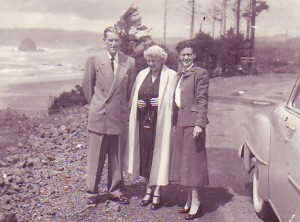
[48,85,87,114]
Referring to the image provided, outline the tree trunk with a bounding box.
[249,0,256,57]
[212,5,218,38]
[220,5,223,36]
[163,0,167,44]
[236,0,241,34]
[190,0,195,39]
[249,0,256,73]
[246,0,251,40]
[212,10,215,38]
[223,0,227,35]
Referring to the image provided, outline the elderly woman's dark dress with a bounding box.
[138,71,160,179]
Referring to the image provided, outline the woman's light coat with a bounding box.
[124,65,177,186]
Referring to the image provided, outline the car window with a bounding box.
[292,87,300,110]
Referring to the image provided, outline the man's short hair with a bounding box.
[103,26,119,40]
[176,40,196,54]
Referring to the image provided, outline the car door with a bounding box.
[269,75,300,222]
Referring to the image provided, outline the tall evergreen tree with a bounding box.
[115,5,153,72]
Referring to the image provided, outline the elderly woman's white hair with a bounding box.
[144,45,168,63]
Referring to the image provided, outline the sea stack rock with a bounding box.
[18,37,37,51]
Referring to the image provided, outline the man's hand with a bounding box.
[150,98,159,107]
[137,100,146,109]
[193,126,203,139]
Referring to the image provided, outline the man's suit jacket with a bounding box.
[82,51,136,135]
[175,66,209,128]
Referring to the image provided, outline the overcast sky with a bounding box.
[0,0,299,38]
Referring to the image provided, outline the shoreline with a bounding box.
[0,77,82,115]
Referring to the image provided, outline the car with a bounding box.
[238,74,300,222]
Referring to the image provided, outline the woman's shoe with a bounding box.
[184,205,202,220]
[140,193,152,207]
[87,195,100,206]
[150,195,161,210]
[178,207,190,214]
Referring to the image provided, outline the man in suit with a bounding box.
[82,26,136,205]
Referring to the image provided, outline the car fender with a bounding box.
[239,114,271,200]
[244,114,270,165]
[238,143,254,173]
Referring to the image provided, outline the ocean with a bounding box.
[0,47,93,115]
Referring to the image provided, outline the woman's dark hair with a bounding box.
[175,40,196,53]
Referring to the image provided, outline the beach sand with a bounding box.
[0,77,82,115]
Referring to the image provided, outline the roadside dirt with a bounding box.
[0,73,298,221]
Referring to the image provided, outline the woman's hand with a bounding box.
[137,100,147,109]
[150,97,159,107]
[193,126,203,139]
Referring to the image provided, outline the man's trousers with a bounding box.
[86,131,123,196]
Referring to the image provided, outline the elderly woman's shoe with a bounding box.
[150,195,161,210]
[87,195,100,206]
[140,193,152,207]
[178,207,190,214]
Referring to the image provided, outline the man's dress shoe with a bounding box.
[108,194,129,205]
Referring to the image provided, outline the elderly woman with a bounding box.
[170,40,209,220]
[124,45,177,210]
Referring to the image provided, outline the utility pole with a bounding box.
[163,0,167,44]
[190,0,195,39]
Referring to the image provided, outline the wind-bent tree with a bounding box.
[115,5,153,72]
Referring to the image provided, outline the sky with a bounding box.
[0,0,299,39]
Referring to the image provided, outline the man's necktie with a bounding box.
[110,57,115,73]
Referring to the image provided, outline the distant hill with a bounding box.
[153,37,186,50]
[256,35,300,50]
[256,34,300,44]
[0,28,102,49]
[256,34,288,42]
[0,28,186,50]
[1,28,298,51]
[286,36,300,49]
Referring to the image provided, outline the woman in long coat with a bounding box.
[124,45,177,210]
[170,40,209,220]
